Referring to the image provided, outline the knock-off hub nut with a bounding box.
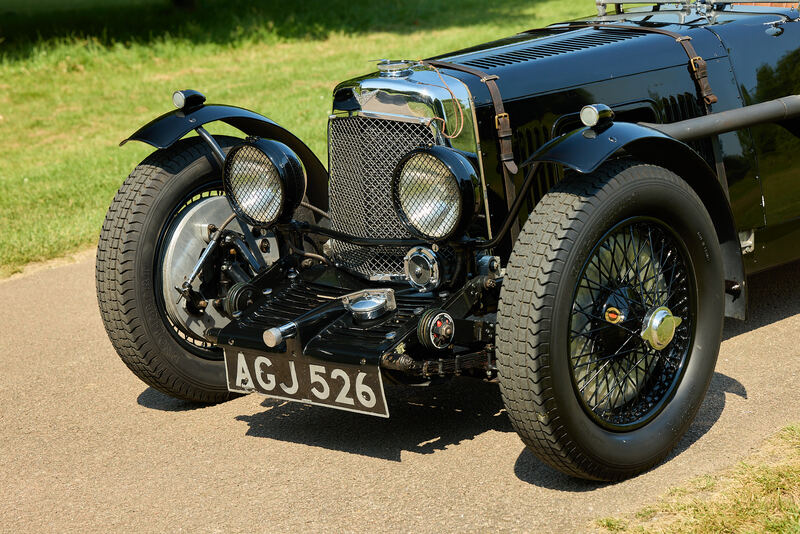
[641,306,683,350]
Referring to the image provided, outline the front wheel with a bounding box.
[96,136,256,403]
[497,160,724,481]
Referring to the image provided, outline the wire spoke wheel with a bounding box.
[497,160,723,480]
[569,217,695,431]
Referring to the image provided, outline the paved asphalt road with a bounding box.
[1,252,798,533]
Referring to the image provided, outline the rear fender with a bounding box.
[122,104,329,211]
[527,121,747,320]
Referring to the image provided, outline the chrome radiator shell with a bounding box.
[327,65,485,280]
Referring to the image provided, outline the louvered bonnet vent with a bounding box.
[452,29,644,70]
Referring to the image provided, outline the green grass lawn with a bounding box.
[0,0,587,276]
[596,424,800,533]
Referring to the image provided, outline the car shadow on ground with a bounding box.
[137,387,213,412]
[721,260,800,340]
[138,261,797,481]
[512,371,747,491]
[234,376,511,462]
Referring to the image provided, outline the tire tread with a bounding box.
[96,138,238,403]
[496,160,707,481]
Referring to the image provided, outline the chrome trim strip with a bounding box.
[329,110,433,125]
[365,273,409,283]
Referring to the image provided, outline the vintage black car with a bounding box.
[96,1,800,480]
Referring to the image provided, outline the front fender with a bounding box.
[122,104,329,211]
[525,120,747,320]
[524,121,698,175]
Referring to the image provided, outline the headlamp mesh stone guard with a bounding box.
[395,152,462,240]
[223,144,283,226]
[328,116,435,278]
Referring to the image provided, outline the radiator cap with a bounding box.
[377,59,413,78]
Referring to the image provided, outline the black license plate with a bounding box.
[224,348,389,418]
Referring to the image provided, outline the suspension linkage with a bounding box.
[176,213,237,302]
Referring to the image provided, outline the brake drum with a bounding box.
[160,196,277,342]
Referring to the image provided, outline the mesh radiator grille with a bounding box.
[328,116,435,278]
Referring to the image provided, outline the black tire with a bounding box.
[497,160,724,481]
[96,136,244,403]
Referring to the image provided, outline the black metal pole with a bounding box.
[640,95,800,142]
[472,163,541,250]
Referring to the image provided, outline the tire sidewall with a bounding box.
[133,145,230,392]
[546,167,723,471]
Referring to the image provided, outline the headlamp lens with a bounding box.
[225,145,285,226]
[396,152,462,240]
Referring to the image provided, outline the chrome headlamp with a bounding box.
[392,146,478,241]
[222,138,305,227]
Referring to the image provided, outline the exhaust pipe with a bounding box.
[640,95,800,142]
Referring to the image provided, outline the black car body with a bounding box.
[98,1,800,480]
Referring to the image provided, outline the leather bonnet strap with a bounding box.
[422,60,519,176]
[546,23,719,107]
[422,59,521,240]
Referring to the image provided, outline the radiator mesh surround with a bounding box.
[328,116,436,278]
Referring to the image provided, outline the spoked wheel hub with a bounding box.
[598,287,682,351]
[596,286,644,350]
[568,217,696,431]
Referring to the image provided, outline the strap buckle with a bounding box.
[481,74,499,83]
[690,56,704,73]
[495,112,510,130]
